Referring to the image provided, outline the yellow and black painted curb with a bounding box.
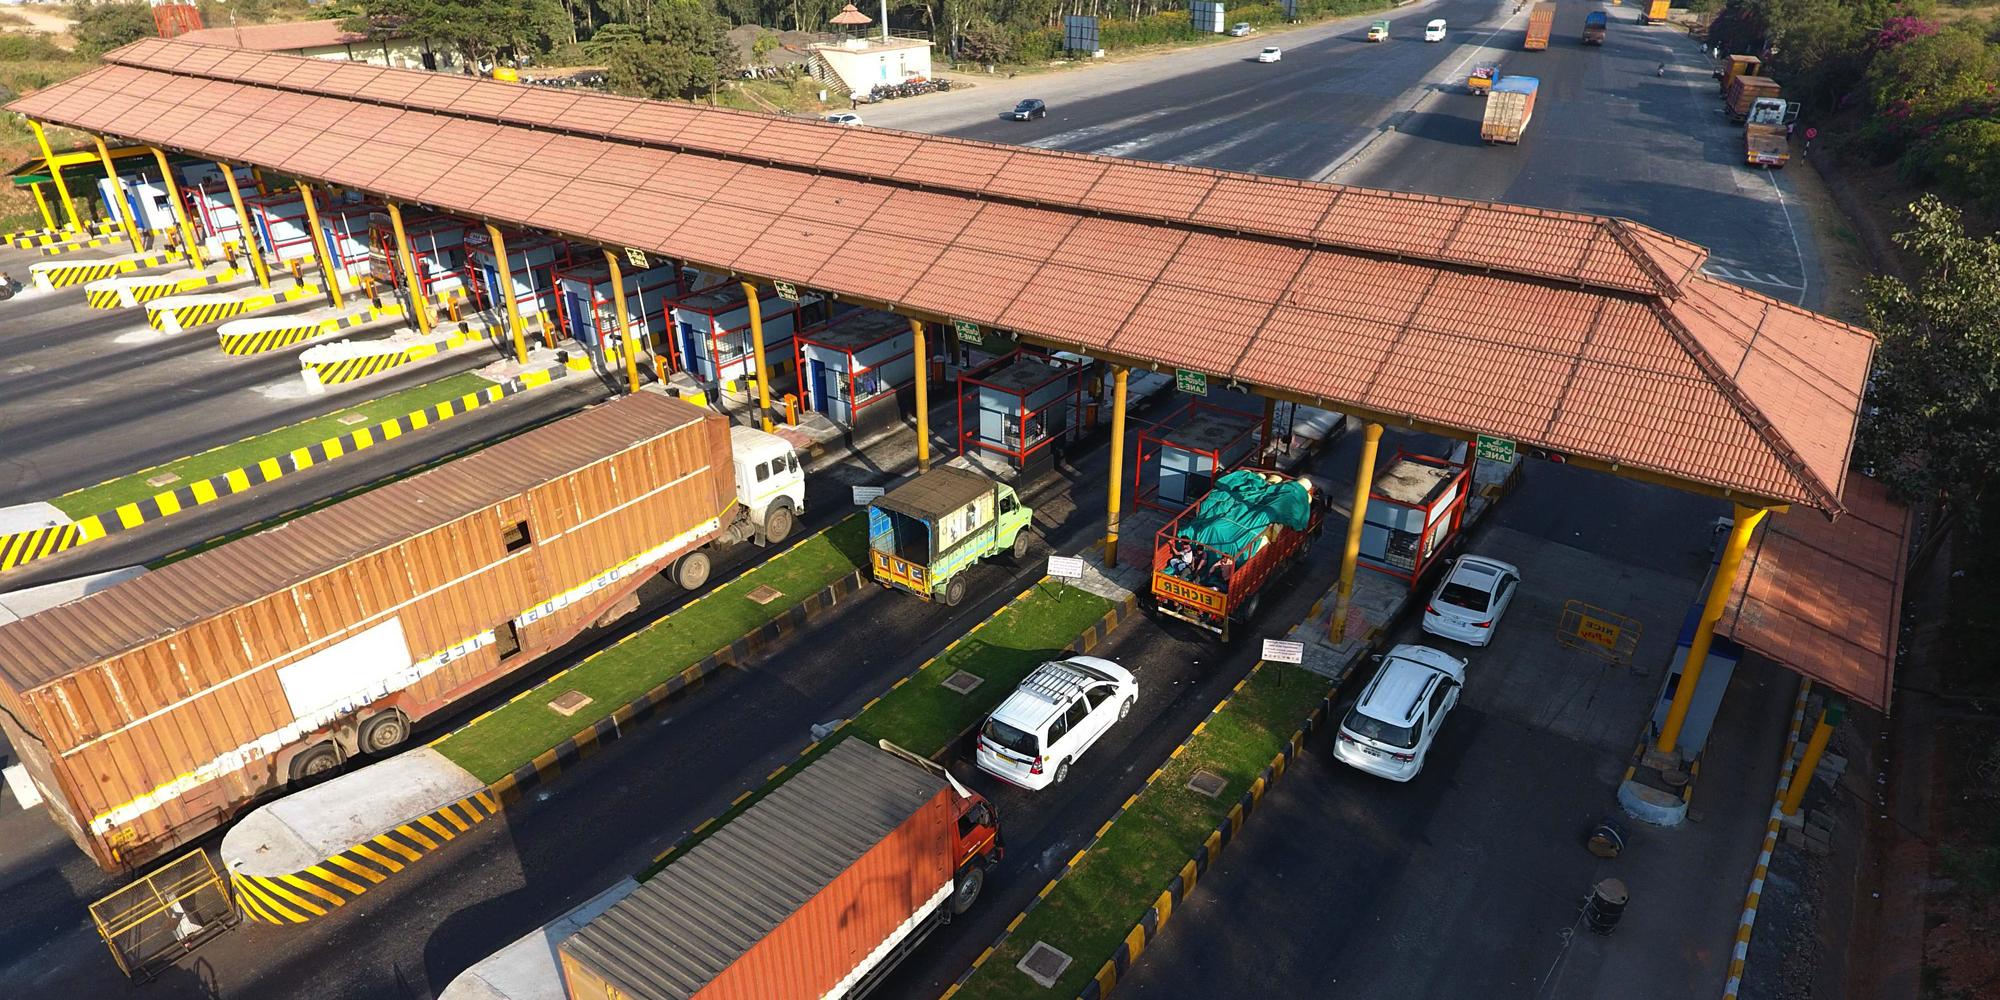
[1721,678,1813,1000]
[5,219,120,249]
[0,365,569,574]
[234,561,873,924]
[158,282,321,334]
[36,232,123,256]
[33,248,183,288]
[221,297,404,357]
[305,320,499,387]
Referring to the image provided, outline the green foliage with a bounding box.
[1857,196,2000,509]
[0,33,71,61]
[1864,26,1998,116]
[1903,117,2000,212]
[348,0,569,63]
[68,0,155,58]
[599,0,737,99]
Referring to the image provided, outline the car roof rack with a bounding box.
[1019,660,1094,705]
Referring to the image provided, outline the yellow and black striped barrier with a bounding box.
[214,286,471,355]
[6,219,120,250]
[304,321,499,387]
[0,365,569,574]
[30,248,183,290]
[154,282,321,335]
[34,231,124,256]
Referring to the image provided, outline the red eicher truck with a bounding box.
[1150,469,1322,642]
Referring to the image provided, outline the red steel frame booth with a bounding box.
[1357,450,1471,588]
[956,349,1086,469]
[791,309,917,428]
[1133,401,1263,515]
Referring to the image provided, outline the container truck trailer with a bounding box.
[1524,2,1555,49]
[1744,96,1801,168]
[0,390,805,872]
[558,738,1002,1000]
[1726,74,1783,122]
[1481,76,1540,144]
[1582,10,1606,44]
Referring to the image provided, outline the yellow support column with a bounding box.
[148,148,203,267]
[1260,395,1277,461]
[31,183,56,231]
[217,163,270,289]
[485,224,530,365]
[741,281,775,433]
[385,202,431,335]
[297,183,344,308]
[604,250,642,394]
[92,136,145,254]
[1329,422,1385,643]
[1105,366,1130,567]
[1657,504,1770,754]
[28,120,80,232]
[910,318,930,471]
[1781,696,1844,816]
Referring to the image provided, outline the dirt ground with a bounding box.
[1,2,75,46]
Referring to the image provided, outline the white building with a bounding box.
[809,36,932,99]
[178,20,458,72]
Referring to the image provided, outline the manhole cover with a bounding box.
[337,412,370,425]
[1016,941,1072,988]
[145,472,182,487]
[747,584,784,605]
[1186,769,1227,799]
[941,670,984,695]
[548,690,593,716]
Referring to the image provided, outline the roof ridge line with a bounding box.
[1645,298,1845,516]
[99,39,1665,298]
[1601,218,1683,299]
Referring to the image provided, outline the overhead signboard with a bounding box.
[1262,638,1304,664]
[773,280,799,302]
[1063,14,1100,52]
[623,247,648,268]
[1190,0,1226,33]
[953,318,983,345]
[1046,555,1086,580]
[1476,434,1516,463]
[852,485,885,505]
[1176,368,1208,396]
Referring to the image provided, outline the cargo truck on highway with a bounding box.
[1151,469,1322,642]
[558,738,1002,1000]
[1721,54,1763,94]
[868,465,1033,606]
[0,390,806,872]
[1524,2,1555,49]
[1481,75,1540,144]
[1744,96,1801,168]
[1582,10,1606,44]
[1726,73,1783,122]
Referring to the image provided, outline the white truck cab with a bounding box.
[729,424,806,545]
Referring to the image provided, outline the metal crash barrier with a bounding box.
[89,850,238,980]
[1557,600,1642,665]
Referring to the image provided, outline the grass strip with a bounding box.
[52,371,497,518]
[638,581,1116,882]
[949,660,1331,1000]
[433,516,873,783]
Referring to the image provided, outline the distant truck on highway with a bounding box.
[1482,75,1540,144]
[1525,2,1556,49]
[1150,469,1322,642]
[1582,10,1606,44]
[558,738,1002,1000]
[1367,20,1389,41]
[1744,96,1801,168]
[0,391,805,872]
[1468,62,1500,95]
[868,465,1032,606]
[1726,73,1783,122]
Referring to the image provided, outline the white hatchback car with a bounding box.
[1258,46,1283,63]
[1421,554,1521,647]
[976,657,1137,789]
[1333,644,1466,782]
[823,111,864,126]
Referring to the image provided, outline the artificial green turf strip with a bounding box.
[949,661,1332,1000]
[51,371,498,518]
[433,516,873,784]
[637,582,1115,882]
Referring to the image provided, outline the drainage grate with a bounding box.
[337,412,370,425]
[942,671,985,695]
[747,584,784,605]
[1017,941,1073,988]
[145,472,182,487]
[1186,769,1227,799]
[548,690,593,716]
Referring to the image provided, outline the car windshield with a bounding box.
[1346,707,1418,749]
[983,717,1039,757]
[1014,101,1038,111]
[1438,581,1491,612]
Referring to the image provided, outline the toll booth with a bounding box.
[1358,451,1470,588]
[793,309,917,430]
[364,212,469,302]
[551,259,683,352]
[182,179,246,247]
[96,173,178,234]
[244,189,371,271]
[1134,401,1262,514]
[666,279,820,389]
[957,349,1086,471]
[465,229,572,330]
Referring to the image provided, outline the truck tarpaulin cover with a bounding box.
[1176,470,1311,557]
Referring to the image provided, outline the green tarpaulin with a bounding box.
[1175,470,1311,557]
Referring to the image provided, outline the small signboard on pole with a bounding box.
[1175,369,1208,396]
[623,247,648,268]
[953,318,983,346]
[1046,555,1086,580]
[773,280,800,302]
[852,485,885,506]
[1261,638,1305,664]
[1476,434,1516,463]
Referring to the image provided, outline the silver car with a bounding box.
[1420,554,1521,647]
[1333,644,1466,782]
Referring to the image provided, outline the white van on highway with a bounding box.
[1425,18,1448,41]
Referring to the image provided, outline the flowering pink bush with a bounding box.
[1875,15,1938,51]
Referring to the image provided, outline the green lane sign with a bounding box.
[773,280,799,301]
[1176,369,1208,396]
[1476,434,1516,463]
[952,318,982,345]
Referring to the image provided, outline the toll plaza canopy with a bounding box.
[1718,473,1911,712]
[11,37,1876,513]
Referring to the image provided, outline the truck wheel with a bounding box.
[674,550,712,591]
[359,710,410,754]
[1009,532,1031,563]
[951,865,986,915]
[289,742,342,782]
[941,575,968,607]
[764,505,795,545]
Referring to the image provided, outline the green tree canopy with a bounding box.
[348,0,569,66]
[598,0,736,100]
[1865,26,2000,117]
[68,0,155,58]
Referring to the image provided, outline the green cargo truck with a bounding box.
[868,466,1034,606]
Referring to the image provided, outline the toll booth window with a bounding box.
[502,520,532,553]
[495,621,522,659]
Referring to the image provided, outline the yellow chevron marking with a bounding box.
[114,503,144,530]
[394,824,439,851]
[306,864,367,895]
[280,874,345,908]
[329,854,389,884]
[152,491,182,517]
[352,842,408,870]
[257,458,283,481]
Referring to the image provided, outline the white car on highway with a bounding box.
[1334,644,1466,782]
[976,657,1137,790]
[1420,554,1521,647]
[1258,46,1283,63]
[1424,18,1448,41]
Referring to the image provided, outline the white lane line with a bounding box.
[1763,170,1810,305]
[1701,264,1804,291]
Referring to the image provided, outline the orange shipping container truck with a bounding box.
[559,739,1003,1000]
[1524,2,1556,49]
[0,390,808,872]
[1726,74,1783,121]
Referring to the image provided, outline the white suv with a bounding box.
[976,657,1137,789]
[1333,644,1466,782]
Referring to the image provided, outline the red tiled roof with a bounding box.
[176,20,374,53]
[1718,475,1910,711]
[8,39,1877,511]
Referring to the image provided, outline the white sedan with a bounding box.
[1420,554,1521,647]
[823,112,864,126]
[1258,46,1283,63]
